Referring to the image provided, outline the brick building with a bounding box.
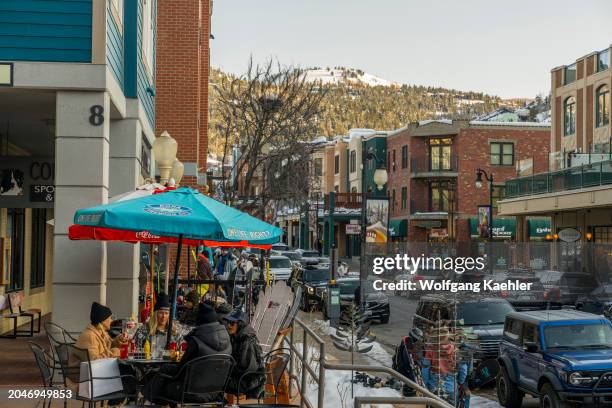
[155,0,211,188]
[387,120,550,242]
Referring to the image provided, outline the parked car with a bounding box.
[394,268,441,297]
[413,295,515,361]
[537,270,598,305]
[489,272,554,311]
[497,309,612,408]
[268,255,293,281]
[272,243,290,251]
[292,265,331,311]
[320,277,390,324]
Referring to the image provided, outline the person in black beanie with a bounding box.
[75,302,127,360]
[144,303,232,404]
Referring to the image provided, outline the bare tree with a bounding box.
[211,57,327,216]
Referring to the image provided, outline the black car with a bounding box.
[292,265,331,311]
[320,277,390,324]
[413,294,515,361]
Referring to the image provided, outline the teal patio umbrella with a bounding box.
[73,187,282,345]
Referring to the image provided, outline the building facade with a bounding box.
[500,45,612,244]
[0,0,158,332]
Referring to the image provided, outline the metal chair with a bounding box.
[237,347,291,403]
[154,353,235,407]
[55,343,137,408]
[29,342,61,408]
[44,322,77,386]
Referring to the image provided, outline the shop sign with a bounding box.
[413,220,441,228]
[492,225,513,238]
[345,224,361,235]
[0,157,54,208]
[558,228,581,242]
[364,197,389,243]
[430,228,448,238]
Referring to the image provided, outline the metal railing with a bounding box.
[411,155,458,174]
[284,316,453,408]
[505,159,612,198]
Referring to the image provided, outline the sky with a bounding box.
[210,0,612,99]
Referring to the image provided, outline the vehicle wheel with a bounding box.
[496,366,523,408]
[540,383,561,408]
[380,315,390,324]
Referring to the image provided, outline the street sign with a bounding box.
[346,224,360,235]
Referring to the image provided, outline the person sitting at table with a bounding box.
[179,290,200,326]
[223,310,265,399]
[144,303,232,404]
[140,292,179,349]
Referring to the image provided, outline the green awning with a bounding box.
[389,219,407,237]
[469,217,516,239]
[528,218,551,239]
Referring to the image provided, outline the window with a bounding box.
[598,49,610,72]
[492,185,506,208]
[596,85,609,128]
[490,142,514,166]
[594,226,612,243]
[564,96,576,136]
[349,150,356,173]
[401,145,408,169]
[313,158,323,177]
[30,209,47,289]
[141,135,151,178]
[7,209,25,291]
[503,318,522,342]
[430,181,451,212]
[334,155,339,174]
[564,63,576,85]
[392,150,396,172]
[401,187,407,210]
[429,138,452,170]
[142,0,155,76]
[334,185,339,193]
[522,324,539,346]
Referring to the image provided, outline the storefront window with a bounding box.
[7,208,25,291]
[30,209,47,289]
[594,226,612,243]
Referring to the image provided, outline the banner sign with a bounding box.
[478,205,491,239]
[0,157,54,208]
[364,198,389,243]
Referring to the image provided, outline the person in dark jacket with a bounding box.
[144,304,232,404]
[197,248,213,280]
[223,310,265,398]
[179,290,200,326]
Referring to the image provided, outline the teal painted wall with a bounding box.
[0,0,92,62]
[106,2,123,88]
[136,0,156,129]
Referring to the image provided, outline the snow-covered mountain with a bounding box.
[304,67,400,87]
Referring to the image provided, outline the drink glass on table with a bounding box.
[120,343,129,359]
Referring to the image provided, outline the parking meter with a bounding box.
[327,280,341,327]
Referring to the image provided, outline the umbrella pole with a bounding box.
[167,234,183,349]
[150,244,155,314]
[187,245,191,288]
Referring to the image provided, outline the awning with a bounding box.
[389,219,407,237]
[469,217,516,239]
[528,218,551,239]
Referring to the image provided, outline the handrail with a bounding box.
[284,316,453,408]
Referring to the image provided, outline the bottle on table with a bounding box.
[144,338,151,360]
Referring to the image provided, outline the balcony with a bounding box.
[411,155,458,178]
[504,159,612,199]
[410,199,450,218]
[324,192,368,211]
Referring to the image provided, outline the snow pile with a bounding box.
[418,119,453,126]
[304,68,400,88]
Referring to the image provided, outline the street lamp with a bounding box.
[153,130,178,185]
[170,158,184,185]
[475,168,494,239]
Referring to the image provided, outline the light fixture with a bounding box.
[586,232,593,241]
[170,158,184,185]
[153,130,178,185]
[553,233,559,241]
[545,233,552,241]
[373,168,388,190]
[475,170,483,189]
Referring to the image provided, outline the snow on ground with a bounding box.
[304,68,400,87]
[308,319,503,407]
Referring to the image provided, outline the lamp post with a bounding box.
[475,168,494,239]
[360,150,388,307]
[153,131,178,185]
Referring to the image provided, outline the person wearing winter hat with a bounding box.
[144,303,231,404]
[179,290,200,326]
[139,292,180,349]
[223,310,265,398]
[75,302,128,361]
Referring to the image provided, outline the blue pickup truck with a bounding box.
[497,310,612,408]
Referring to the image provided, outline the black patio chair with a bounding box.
[29,342,63,408]
[154,353,235,407]
[55,343,138,408]
[236,347,291,404]
[44,322,77,386]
